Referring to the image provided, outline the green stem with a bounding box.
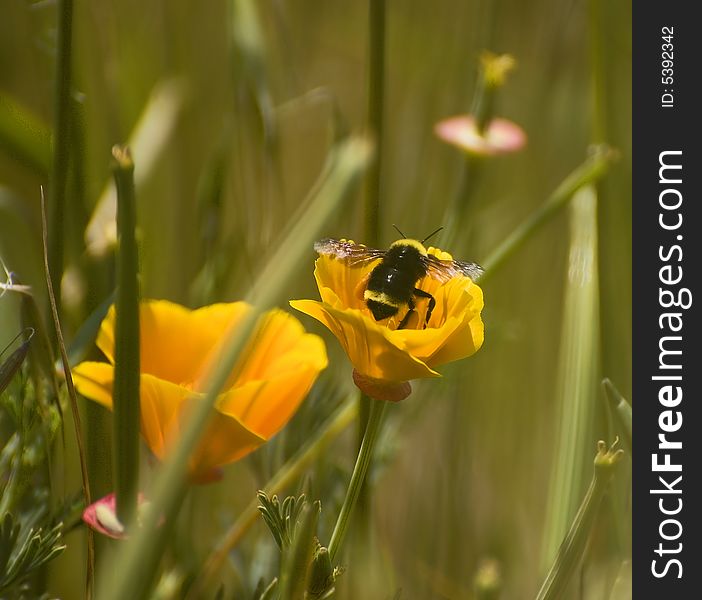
[40,190,94,599]
[329,398,387,562]
[478,145,615,283]
[364,0,385,248]
[47,0,75,319]
[359,0,386,525]
[535,442,623,600]
[602,379,632,453]
[442,154,483,249]
[471,75,493,135]
[588,0,607,144]
[112,146,141,525]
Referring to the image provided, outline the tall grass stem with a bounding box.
[47,0,75,319]
[539,185,600,570]
[364,0,385,249]
[40,189,94,599]
[111,146,141,525]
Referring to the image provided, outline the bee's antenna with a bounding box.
[392,224,407,238]
[421,226,444,244]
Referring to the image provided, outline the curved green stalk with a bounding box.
[329,398,387,562]
[536,441,624,600]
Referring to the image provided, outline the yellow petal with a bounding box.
[72,361,116,409]
[425,311,484,366]
[290,299,438,382]
[393,277,484,364]
[314,253,377,310]
[225,309,328,386]
[139,377,265,479]
[186,400,266,479]
[217,360,322,440]
[97,300,251,386]
[72,360,266,479]
[214,309,328,438]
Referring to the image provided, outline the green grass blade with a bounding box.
[46,0,76,318]
[539,185,601,572]
[536,442,624,600]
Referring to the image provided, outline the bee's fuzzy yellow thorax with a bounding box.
[389,239,428,255]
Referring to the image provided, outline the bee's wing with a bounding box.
[314,238,386,268]
[423,254,484,283]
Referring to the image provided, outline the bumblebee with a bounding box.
[314,228,483,330]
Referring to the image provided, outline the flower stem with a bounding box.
[364,0,385,248]
[359,0,386,529]
[47,0,75,320]
[40,189,94,599]
[329,398,387,563]
[535,441,624,600]
[111,146,141,526]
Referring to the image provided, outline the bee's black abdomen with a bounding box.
[366,298,400,321]
[367,267,416,304]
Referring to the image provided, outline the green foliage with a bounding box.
[258,492,309,553]
[1,336,65,598]
[257,492,340,599]
[0,513,66,597]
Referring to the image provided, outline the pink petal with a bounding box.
[435,115,526,156]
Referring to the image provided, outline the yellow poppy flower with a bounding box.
[290,245,484,400]
[72,300,327,482]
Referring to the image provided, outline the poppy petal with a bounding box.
[290,299,439,382]
[96,300,252,386]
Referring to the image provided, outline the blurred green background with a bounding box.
[1,0,631,598]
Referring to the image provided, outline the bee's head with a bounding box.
[390,225,443,254]
[389,238,428,256]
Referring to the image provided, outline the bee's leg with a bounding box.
[413,288,436,328]
[397,297,416,330]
